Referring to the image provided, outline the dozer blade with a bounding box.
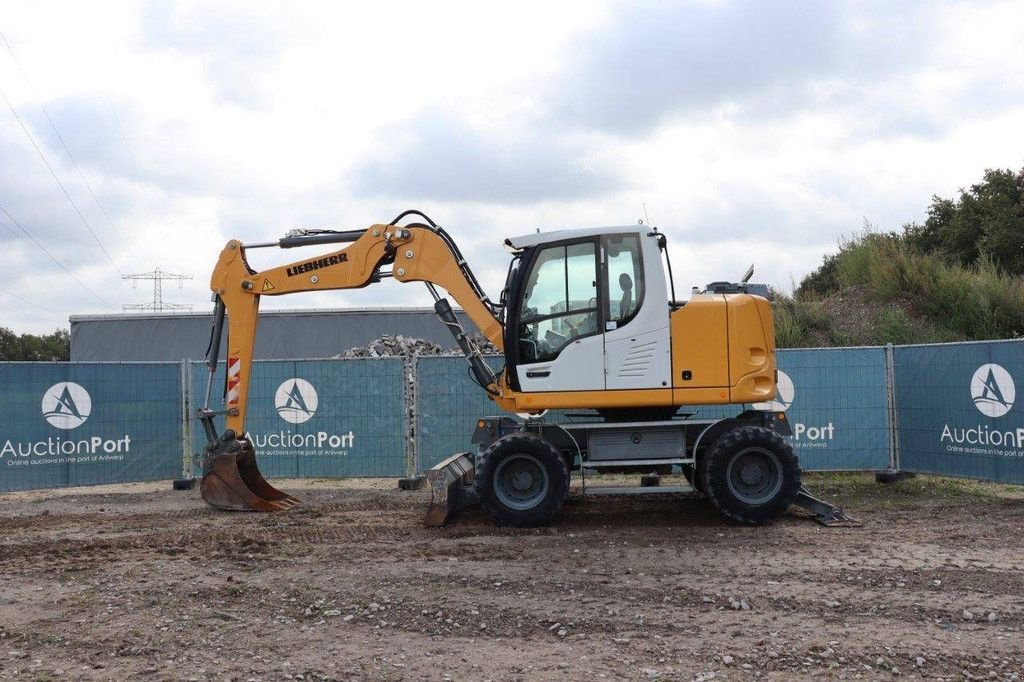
[201,441,301,512]
[424,451,478,527]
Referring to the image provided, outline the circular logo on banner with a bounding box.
[753,370,794,412]
[971,363,1015,418]
[41,382,92,429]
[275,378,319,424]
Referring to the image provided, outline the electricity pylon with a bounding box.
[122,267,193,312]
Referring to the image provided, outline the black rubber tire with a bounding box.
[702,426,800,524]
[476,432,569,527]
[172,478,196,491]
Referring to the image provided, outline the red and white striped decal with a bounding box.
[226,357,241,405]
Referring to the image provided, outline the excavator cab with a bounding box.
[500,226,671,396]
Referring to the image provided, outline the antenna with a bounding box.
[643,202,651,226]
[122,267,193,312]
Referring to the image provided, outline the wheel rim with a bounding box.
[725,447,783,505]
[493,454,550,511]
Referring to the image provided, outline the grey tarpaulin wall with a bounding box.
[5,340,1024,491]
[70,308,473,362]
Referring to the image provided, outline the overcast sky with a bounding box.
[1,1,1022,334]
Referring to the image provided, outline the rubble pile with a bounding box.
[336,334,500,467]
[336,334,498,358]
[337,335,446,358]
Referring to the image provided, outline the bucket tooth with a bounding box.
[200,440,299,512]
[424,451,478,527]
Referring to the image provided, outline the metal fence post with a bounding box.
[406,355,418,477]
[884,343,900,471]
[180,359,192,479]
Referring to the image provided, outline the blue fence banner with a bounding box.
[415,350,892,473]
[415,356,506,470]
[764,347,891,471]
[7,341,1024,492]
[0,362,183,492]
[894,340,1024,484]
[192,358,407,477]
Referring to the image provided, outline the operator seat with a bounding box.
[618,272,633,320]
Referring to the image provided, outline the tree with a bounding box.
[904,166,1024,275]
[0,327,70,361]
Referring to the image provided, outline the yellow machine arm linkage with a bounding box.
[199,219,504,511]
[212,223,502,431]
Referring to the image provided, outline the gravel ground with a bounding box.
[1,474,1022,681]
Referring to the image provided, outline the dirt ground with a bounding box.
[1,474,1023,681]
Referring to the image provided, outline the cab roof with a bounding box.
[506,225,653,250]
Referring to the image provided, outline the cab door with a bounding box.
[602,233,672,390]
[513,239,605,392]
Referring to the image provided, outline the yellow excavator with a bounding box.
[197,210,854,526]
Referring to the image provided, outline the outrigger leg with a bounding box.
[792,486,860,527]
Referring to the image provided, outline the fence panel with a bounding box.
[415,356,506,470]
[192,358,407,477]
[765,347,891,471]
[415,349,892,472]
[0,362,182,491]
[894,340,1024,484]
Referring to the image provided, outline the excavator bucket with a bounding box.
[424,451,478,526]
[200,437,301,512]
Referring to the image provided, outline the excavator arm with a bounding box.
[198,216,505,511]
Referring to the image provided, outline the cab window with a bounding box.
[605,234,643,328]
[518,241,598,363]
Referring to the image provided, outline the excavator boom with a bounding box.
[199,215,505,511]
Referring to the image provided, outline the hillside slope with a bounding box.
[775,165,1024,348]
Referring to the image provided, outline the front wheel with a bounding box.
[476,432,569,527]
[702,425,800,524]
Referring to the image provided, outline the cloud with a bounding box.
[547,0,941,136]
[138,1,300,108]
[0,0,1022,336]
[351,109,626,204]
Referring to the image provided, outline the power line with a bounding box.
[0,284,53,317]
[1,32,140,264]
[0,204,112,306]
[0,303,50,325]
[106,94,151,201]
[0,83,125,276]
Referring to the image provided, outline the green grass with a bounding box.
[802,471,1017,510]
[785,230,1024,346]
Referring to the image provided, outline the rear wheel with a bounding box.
[702,425,800,524]
[476,432,569,527]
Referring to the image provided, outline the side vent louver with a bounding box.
[617,340,657,378]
